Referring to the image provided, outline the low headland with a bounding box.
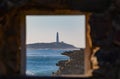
[27,42,79,50]
[53,49,84,76]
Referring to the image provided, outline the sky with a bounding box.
[26,15,85,48]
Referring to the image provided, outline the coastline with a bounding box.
[27,48,80,51]
[53,49,85,76]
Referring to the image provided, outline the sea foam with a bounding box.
[26,70,35,75]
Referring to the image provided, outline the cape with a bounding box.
[27,42,78,49]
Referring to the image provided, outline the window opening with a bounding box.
[25,15,86,76]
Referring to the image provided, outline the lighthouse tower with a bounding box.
[56,32,59,44]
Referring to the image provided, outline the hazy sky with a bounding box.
[26,15,85,48]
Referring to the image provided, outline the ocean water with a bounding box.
[26,49,70,76]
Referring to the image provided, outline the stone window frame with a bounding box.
[19,9,92,77]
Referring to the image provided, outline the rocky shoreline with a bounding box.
[53,49,85,76]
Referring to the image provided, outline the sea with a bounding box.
[26,48,73,76]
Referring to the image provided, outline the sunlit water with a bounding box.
[26,49,70,76]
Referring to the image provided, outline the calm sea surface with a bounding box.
[26,49,70,76]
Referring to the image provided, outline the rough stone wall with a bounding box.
[0,0,29,75]
[0,10,21,75]
[89,0,120,79]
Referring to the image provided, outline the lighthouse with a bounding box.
[56,32,59,44]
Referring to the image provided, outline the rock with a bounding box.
[54,50,84,75]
